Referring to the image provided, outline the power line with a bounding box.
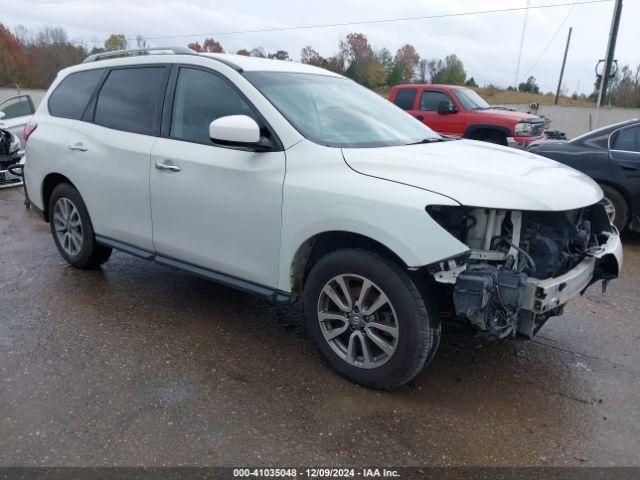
[519,0,579,83]
[70,0,612,45]
[4,0,117,15]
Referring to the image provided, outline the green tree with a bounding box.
[431,54,466,85]
[518,76,540,94]
[269,50,289,61]
[465,77,478,87]
[387,65,403,86]
[104,34,127,51]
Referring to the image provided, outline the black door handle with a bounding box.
[619,162,638,171]
[414,115,424,121]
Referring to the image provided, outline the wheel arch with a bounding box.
[41,172,76,222]
[464,124,511,140]
[288,231,408,299]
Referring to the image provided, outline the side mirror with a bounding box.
[437,101,457,115]
[0,111,5,120]
[209,115,273,151]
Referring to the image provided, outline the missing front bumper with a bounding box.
[522,231,622,314]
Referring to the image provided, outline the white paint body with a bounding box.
[24,53,608,294]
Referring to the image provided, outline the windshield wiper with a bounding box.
[409,137,448,145]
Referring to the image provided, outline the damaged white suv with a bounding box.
[23,48,622,388]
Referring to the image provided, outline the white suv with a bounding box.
[23,48,622,388]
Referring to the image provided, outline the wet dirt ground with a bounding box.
[1,186,639,467]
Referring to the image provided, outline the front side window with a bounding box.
[612,126,638,152]
[94,67,166,135]
[246,72,438,148]
[0,95,34,120]
[419,91,454,111]
[48,69,103,119]
[170,68,256,144]
[393,88,417,110]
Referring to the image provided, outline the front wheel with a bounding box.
[303,249,440,389]
[49,183,112,269]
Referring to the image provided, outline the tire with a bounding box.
[600,184,628,231]
[48,183,112,269]
[483,131,508,146]
[303,248,441,389]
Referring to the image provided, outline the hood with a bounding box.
[342,139,603,211]
[478,108,541,122]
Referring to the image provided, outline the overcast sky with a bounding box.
[2,0,638,94]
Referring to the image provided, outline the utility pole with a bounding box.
[554,27,572,105]
[514,0,531,88]
[597,0,623,107]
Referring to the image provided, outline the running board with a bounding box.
[95,235,291,302]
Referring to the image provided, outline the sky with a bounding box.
[2,0,638,94]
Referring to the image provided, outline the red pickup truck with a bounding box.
[388,84,545,148]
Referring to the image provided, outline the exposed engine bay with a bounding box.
[427,203,620,339]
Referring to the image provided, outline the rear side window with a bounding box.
[419,90,453,111]
[48,69,103,119]
[612,126,638,152]
[94,67,167,136]
[170,68,256,144]
[393,88,417,110]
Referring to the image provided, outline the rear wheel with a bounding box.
[303,248,440,389]
[49,183,112,269]
[600,184,628,231]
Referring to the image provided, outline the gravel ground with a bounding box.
[1,186,639,467]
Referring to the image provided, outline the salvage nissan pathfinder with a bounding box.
[23,48,622,389]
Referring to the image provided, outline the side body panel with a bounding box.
[277,140,469,292]
[150,138,286,288]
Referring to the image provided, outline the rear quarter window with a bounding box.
[393,88,417,110]
[48,69,104,119]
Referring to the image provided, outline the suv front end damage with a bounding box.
[427,203,622,339]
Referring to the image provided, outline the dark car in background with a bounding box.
[528,119,640,232]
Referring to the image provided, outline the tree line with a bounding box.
[1,23,639,108]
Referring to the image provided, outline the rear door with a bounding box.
[417,89,465,136]
[610,124,640,193]
[67,65,170,251]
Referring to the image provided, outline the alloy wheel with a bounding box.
[317,274,399,369]
[602,196,616,225]
[53,197,83,257]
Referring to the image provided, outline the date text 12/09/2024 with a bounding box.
[233,468,401,478]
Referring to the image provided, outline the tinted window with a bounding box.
[0,95,34,119]
[171,68,256,144]
[49,70,103,119]
[612,126,638,152]
[419,90,453,111]
[94,67,166,135]
[393,88,417,110]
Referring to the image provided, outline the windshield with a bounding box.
[245,72,439,148]
[454,88,490,110]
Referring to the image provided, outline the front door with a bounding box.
[416,89,465,137]
[150,66,285,288]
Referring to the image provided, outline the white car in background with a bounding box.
[0,94,35,142]
[23,48,622,389]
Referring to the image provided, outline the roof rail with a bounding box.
[83,46,196,63]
